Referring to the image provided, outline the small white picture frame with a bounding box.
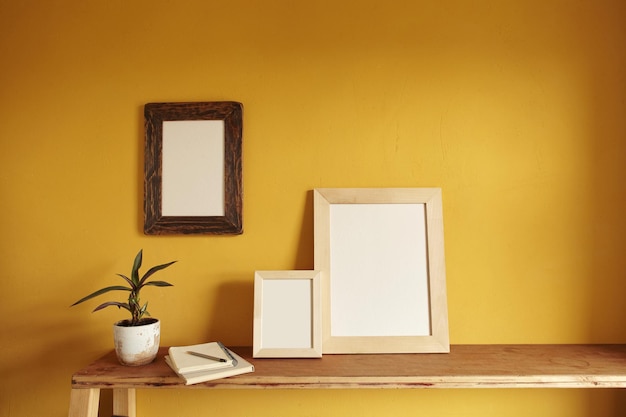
[253,270,322,358]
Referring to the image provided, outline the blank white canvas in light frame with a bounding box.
[253,270,322,358]
[329,203,430,337]
[314,188,450,354]
[161,120,225,216]
[261,279,312,348]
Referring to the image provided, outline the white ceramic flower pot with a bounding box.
[113,318,160,366]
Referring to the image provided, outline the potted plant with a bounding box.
[72,249,176,366]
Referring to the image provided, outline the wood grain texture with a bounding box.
[144,101,243,235]
[68,388,100,417]
[71,345,626,389]
[113,388,135,417]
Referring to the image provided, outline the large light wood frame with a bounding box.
[253,270,322,358]
[314,188,449,354]
[144,101,243,235]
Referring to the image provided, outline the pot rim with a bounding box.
[114,317,159,327]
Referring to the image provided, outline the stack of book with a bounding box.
[165,341,254,385]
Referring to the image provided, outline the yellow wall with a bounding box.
[1,0,625,416]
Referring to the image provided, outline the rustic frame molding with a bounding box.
[144,101,243,235]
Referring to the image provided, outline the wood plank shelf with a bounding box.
[72,344,626,390]
[69,345,626,416]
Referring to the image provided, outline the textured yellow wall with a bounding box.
[1,0,625,416]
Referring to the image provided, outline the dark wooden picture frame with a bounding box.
[144,102,243,235]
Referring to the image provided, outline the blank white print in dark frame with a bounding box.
[314,188,449,354]
[144,101,243,235]
[161,120,225,216]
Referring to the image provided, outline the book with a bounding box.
[168,342,235,374]
[165,346,254,385]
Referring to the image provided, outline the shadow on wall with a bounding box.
[208,279,255,344]
[587,40,626,345]
[293,190,315,270]
[580,4,626,417]
[586,21,626,416]
[137,104,146,235]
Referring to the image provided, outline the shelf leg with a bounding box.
[68,388,100,417]
[113,388,136,417]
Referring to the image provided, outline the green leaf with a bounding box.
[139,261,177,286]
[142,280,173,288]
[92,301,131,312]
[116,274,134,288]
[131,249,143,286]
[71,286,131,307]
[129,297,140,308]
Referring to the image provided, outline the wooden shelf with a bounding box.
[72,344,626,389]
